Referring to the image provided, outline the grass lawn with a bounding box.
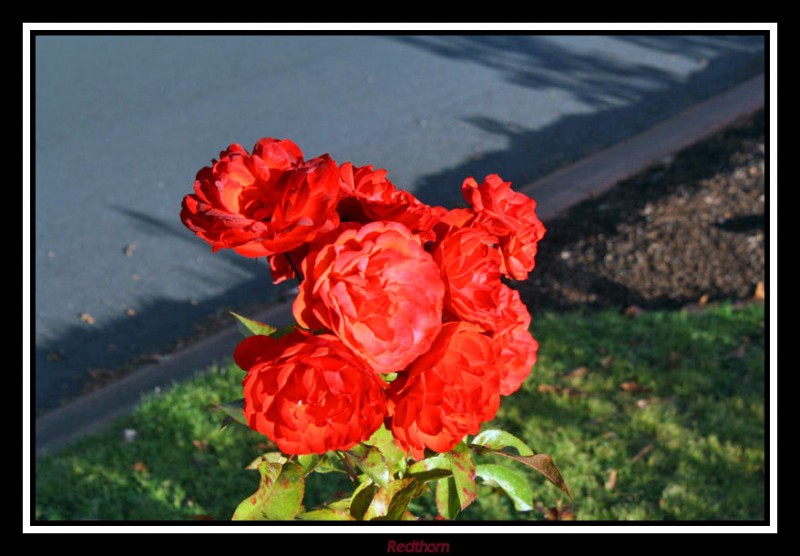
[34,302,766,521]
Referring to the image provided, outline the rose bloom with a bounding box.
[234,330,387,455]
[180,138,340,258]
[337,162,439,240]
[386,322,502,460]
[294,221,445,374]
[462,174,546,280]
[433,226,504,330]
[493,285,539,395]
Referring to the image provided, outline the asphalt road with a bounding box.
[33,35,765,412]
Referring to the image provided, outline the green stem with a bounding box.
[335,451,360,485]
[283,253,304,282]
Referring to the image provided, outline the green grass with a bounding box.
[35,302,766,521]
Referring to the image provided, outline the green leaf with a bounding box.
[476,464,534,512]
[345,445,390,488]
[245,452,287,470]
[435,477,460,520]
[382,480,426,520]
[408,469,452,483]
[445,442,477,511]
[471,429,534,456]
[350,483,378,520]
[231,311,277,338]
[406,454,452,483]
[296,454,321,475]
[297,508,354,521]
[363,479,414,520]
[313,452,342,474]
[475,449,572,499]
[407,454,449,474]
[363,425,407,477]
[326,497,352,511]
[232,461,305,520]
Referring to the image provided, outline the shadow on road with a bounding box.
[390,35,764,206]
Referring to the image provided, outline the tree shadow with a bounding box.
[391,35,764,207]
[394,35,763,110]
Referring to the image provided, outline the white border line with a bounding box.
[24,22,777,534]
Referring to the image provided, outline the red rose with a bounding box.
[493,285,539,395]
[430,207,476,246]
[337,163,438,241]
[180,138,340,257]
[433,226,504,330]
[462,174,546,280]
[293,221,444,374]
[234,330,387,455]
[386,322,502,460]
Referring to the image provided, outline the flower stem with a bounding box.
[284,253,304,282]
[335,451,360,485]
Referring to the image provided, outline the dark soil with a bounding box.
[517,110,766,314]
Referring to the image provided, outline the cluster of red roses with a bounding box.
[181,138,545,460]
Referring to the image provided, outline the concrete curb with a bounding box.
[34,74,765,459]
[529,74,765,223]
